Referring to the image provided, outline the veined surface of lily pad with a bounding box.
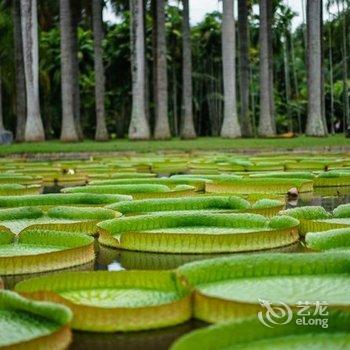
[306,227,350,251]
[205,177,313,194]
[107,196,284,217]
[0,228,95,275]
[0,290,72,349]
[97,213,299,253]
[15,270,191,332]
[0,206,119,235]
[281,204,350,235]
[177,252,350,323]
[0,193,131,209]
[170,312,350,350]
[62,184,196,199]
[0,184,42,196]
[89,177,207,191]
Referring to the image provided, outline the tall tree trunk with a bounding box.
[340,1,350,131]
[129,0,150,139]
[238,0,252,137]
[283,33,292,132]
[143,0,151,124]
[60,0,79,141]
[258,0,275,136]
[290,26,302,134]
[305,0,326,136]
[180,0,196,139]
[92,0,108,141]
[221,0,241,138]
[13,0,26,142]
[20,0,45,141]
[151,0,157,133]
[154,0,171,139]
[71,1,83,139]
[0,68,4,131]
[328,21,335,134]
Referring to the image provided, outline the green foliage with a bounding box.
[281,206,331,220]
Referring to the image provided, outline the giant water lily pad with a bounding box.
[0,193,131,209]
[97,213,299,253]
[177,252,350,323]
[0,184,41,196]
[205,177,313,194]
[281,204,350,235]
[107,196,284,217]
[0,206,119,235]
[62,184,196,199]
[89,177,207,191]
[0,290,72,349]
[314,171,350,187]
[15,270,191,332]
[306,228,350,251]
[0,228,94,275]
[170,312,350,350]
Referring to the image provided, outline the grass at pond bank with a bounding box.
[0,135,349,155]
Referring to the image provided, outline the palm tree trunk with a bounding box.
[283,33,292,132]
[180,0,196,139]
[13,0,26,142]
[154,0,171,139]
[340,1,350,131]
[238,0,252,137]
[258,0,275,136]
[59,0,79,141]
[92,0,108,141]
[328,21,335,134]
[290,26,302,134]
[221,0,241,138]
[129,0,151,139]
[71,1,83,139]
[305,0,327,136]
[0,68,4,131]
[20,0,45,141]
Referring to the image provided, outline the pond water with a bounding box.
[21,184,350,349]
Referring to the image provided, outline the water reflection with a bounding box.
[3,261,95,289]
[96,242,304,271]
[70,320,205,350]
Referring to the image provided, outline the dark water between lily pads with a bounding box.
[39,185,350,349]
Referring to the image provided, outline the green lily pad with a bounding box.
[62,184,196,199]
[0,290,72,349]
[0,206,119,235]
[97,213,299,253]
[282,205,350,235]
[15,271,191,332]
[306,228,350,251]
[0,193,131,209]
[0,228,94,275]
[205,177,313,194]
[170,312,350,350]
[177,252,350,323]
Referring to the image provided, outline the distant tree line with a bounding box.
[0,0,349,142]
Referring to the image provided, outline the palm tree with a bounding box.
[59,0,78,141]
[12,0,26,141]
[221,0,241,138]
[180,0,196,139]
[258,0,275,136]
[20,0,45,141]
[238,0,252,137]
[92,0,108,141]
[154,0,171,139]
[129,0,151,139]
[71,1,83,139]
[305,0,327,136]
